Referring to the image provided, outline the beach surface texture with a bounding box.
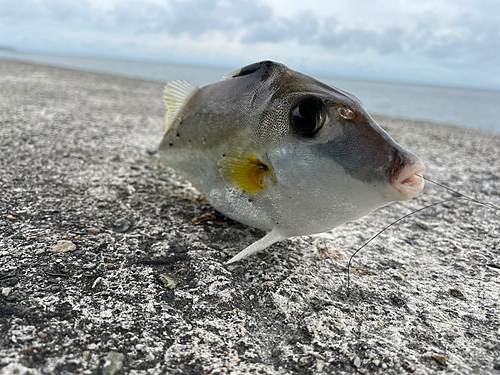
[1,59,499,375]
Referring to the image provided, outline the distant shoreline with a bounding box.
[1,55,499,133]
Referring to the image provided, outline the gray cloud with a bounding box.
[1,0,499,66]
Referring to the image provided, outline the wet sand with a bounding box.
[1,58,499,374]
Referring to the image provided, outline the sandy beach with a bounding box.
[1,58,499,375]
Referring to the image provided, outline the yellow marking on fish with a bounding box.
[219,154,276,193]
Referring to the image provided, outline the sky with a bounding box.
[1,0,499,89]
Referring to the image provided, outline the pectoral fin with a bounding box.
[226,229,286,264]
[218,154,276,193]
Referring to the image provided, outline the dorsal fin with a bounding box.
[163,80,199,131]
[223,61,281,79]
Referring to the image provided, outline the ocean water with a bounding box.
[1,50,499,132]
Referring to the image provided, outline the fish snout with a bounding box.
[389,151,426,199]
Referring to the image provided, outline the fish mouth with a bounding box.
[390,160,426,199]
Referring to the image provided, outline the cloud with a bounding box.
[1,0,499,68]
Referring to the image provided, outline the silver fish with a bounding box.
[159,61,425,263]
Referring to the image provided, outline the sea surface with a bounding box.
[1,50,499,132]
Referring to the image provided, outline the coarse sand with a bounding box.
[0,59,499,375]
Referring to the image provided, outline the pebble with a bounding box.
[1,277,19,288]
[6,215,16,221]
[38,332,47,339]
[87,227,101,234]
[0,268,16,278]
[431,354,447,365]
[372,359,380,366]
[298,356,309,367]
[6,290,27,302]
[2,287,12,296]
[390,294,407,307]
[51,240,76,253]
[106,263,114,269]
[450,288,464,298]
[102,351,125,375]
[160,274,177,289]
[0,251,9,256]
[353,356,361,368]
[316,360,325,372]
[113,218,131,232]
[126,185,136,194]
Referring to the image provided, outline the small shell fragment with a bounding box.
[431,354,447,365]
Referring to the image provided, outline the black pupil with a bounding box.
[291,102,320,136]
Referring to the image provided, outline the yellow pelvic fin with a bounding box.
[219,155,276,193]
[163,80,199,131]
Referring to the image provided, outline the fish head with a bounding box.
[227,62,425,233]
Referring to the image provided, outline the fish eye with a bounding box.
[289,100,324,137]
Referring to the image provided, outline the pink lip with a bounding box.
[390,162,426,199]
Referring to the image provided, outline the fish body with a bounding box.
[159,61,425,263]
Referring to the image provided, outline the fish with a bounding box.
[158,61,426,264]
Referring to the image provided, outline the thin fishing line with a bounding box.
[346,174,499,295]
[419,174,500,211]
[346,197,466,295]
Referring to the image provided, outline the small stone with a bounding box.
[1,278,18,288]
[0,268,16,278]
[38,332,48,339]
[87,227,101,234]
[113,218,131,232]
[316,360,325,372]
[160,274,177,289]
[391,294,407,306]
[431,354,447,365]
[372,359,380,366]
[450,288,464,298]
[298,356,309,367]
[340,305,351,312]
[353,356,361,368]
[51,240,76,253]
[102,351,125,375]
[0,251,9,256]
[82,350,90,360]
[6,290,26,302]
[126,185,136,194]
[2,287,12,296]
[106,263,114,269]
[6,215,16,221]
[25,344,34,355]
